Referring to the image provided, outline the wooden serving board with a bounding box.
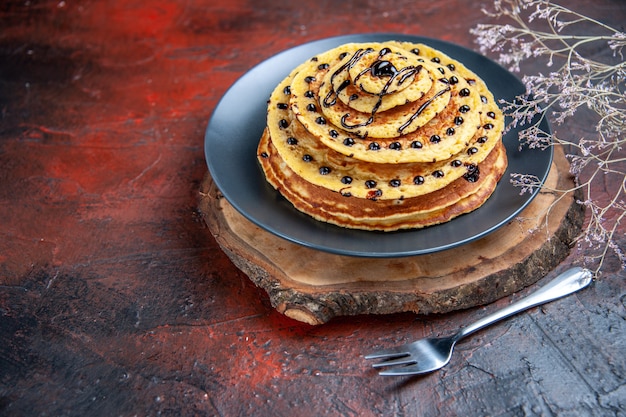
[199,146,584,325]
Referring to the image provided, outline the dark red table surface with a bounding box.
[1,1,625,416]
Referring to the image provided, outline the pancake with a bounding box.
[257,40,507,232]
[284,42,492,163]
[258,132,507,231]
[267,74,502,200]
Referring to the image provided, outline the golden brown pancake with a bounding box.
[259,132,507,231]
[257,40,507,231]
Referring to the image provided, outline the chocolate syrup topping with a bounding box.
[341,113,374,130]
[371,60,398,78]
[323,48,373,108]
[324,48,425,132]
[398,87,450,133]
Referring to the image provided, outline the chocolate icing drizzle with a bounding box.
[321,48,429,132]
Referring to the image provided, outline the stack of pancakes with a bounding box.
[257,41,507,231]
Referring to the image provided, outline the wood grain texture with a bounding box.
[0,0,624,416]
[200,146,585,324]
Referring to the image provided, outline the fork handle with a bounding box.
[456,267,593,340]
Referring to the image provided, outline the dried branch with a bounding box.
[471,0,626,275]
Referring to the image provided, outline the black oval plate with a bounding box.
[205,34,552,258]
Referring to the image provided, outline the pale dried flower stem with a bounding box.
[472,0,625,275]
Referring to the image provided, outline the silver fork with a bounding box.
[365,267,593,376]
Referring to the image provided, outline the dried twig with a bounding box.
[471,0,625,275]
